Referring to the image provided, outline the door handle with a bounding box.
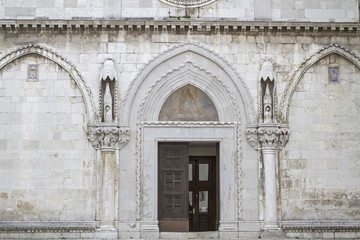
[192,208,195,215]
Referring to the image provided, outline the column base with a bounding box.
[261,225,284,239]
[263,221,280,230]
[96,222,117,240]
[95,229,117,239]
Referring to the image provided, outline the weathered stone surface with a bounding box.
[281,54,360,221]
[0,0,357,21]
[0,2,359,238]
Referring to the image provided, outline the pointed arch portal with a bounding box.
[121,43,255,235]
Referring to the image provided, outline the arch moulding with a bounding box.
[121,42,256,125]
[0,44,97,122]
[280,44,360,123]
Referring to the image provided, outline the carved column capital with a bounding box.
[246,124,290,150]
[87,124,130,150]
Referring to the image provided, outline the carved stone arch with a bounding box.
[280,44,360,123]
[141,62,237,122]
[0,44,97,122]
[121,43,256,125]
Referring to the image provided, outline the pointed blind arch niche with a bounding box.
[159,85,219,121]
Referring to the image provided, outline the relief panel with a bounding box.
[159,85,219,121]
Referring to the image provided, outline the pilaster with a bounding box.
[246,60,290,232]
[87,124,130,239]
[246,124,289,230]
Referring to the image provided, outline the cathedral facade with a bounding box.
[0,0,360,239]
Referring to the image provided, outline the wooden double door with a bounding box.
[158,143,218,232]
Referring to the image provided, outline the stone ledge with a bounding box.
[282,225,360,233]
[0,19,359,33]
[0,221,96,233]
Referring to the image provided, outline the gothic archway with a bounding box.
[280,44,360,123]
[0,44,97,122]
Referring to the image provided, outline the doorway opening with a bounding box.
[158,142,219,232]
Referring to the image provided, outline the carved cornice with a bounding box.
[87,124,130,150]
[246,124,290,150]
[0,20,359,34]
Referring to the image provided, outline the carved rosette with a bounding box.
[87,125,130,150]
[246,125,289,150]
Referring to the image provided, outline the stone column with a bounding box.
[246,125,289,231]
[87,125,130,239]
[100,151,117,229]
[262,147,278,229]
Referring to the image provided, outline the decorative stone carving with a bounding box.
[100,59,117,123]
[259,61,276,124]
[247,59,289,231]
[263,83,273,123]
[159,0,217,8]
[0,226,95,233]
[259,61,275,83]
[246,125,290,150]
[282,225,360,233]
[247,60,289,150]
[121,42,256,125]
[245,126,258,149]
[87,125,130,150]
[258,126,290,149]
[103,82,113,123]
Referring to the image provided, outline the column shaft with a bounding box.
[263,148,279,229]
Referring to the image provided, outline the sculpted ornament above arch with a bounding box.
[159,0,217,8]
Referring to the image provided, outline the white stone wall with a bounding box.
[0,24,359,239]
[271,0,358,22]
[281,54,360,220]
[0,55,95,221]
[0,0,357,22]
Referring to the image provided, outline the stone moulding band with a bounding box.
[0,20,359,33]
[0,222,96,233]
[283,226,360,233]
[281,221,360,232]
[0,226,96,233]
[141,121,238,126]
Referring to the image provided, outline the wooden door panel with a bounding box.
[158,143,189,232]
